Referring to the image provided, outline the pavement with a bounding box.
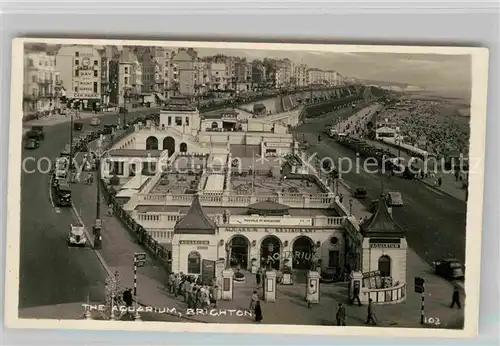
[18,107,160,315]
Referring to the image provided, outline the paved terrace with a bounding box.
[231,174,323,196]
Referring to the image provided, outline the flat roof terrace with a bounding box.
[150,173,200,194]
[135,205,340,217]
[230,174,324,196]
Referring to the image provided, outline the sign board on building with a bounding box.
[414,277,425,293]
[229,216,312,226]
[66,93,100,99]
[370,243,401,249]
[179,240,210,245]
[224,227,316,233]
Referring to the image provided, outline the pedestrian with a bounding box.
[351,285,362,306]
[173,274,181,298]
[210,285,218,308]
[182,279,191,303]
[365,298,377,325]
[107,203,113,216]
[256,269,261,288]
[122,288,133,308]
[307,283,316,308]
[249,290,259,312]
[254,300,263,323]
[336,303,346,326]
[167,272,174,293]
[450,286,461,309]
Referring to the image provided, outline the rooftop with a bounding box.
[361,197,405,238]
[162,96,197,112]
[173,194,217,234]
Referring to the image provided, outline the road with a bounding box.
[296,108,467,266]
[19,109,157,310]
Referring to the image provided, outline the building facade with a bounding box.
[293,64,309,88]
[56,45,103,110]
[23,52,60,115]
[118,47,143,106]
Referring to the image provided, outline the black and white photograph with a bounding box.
[5,38,488,337]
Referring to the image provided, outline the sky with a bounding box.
[26,43,472,99]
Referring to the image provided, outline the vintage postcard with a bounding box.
[5,38,488,338]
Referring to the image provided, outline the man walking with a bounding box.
[365,298,377,325]
[336,303,346,326]
[256,269,262,288]
[351,285,362,306]
[450,286,461,309]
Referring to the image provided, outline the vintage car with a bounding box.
[387,191,403,206]
[90,117,101,126]
[68,224,87,246]
[54,179,72,207]
[433,258,465,281]
[73,122,84,131]
[354,187,368,199]
[24,138,40,150]
[30,125,45,140]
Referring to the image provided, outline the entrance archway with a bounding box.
[163,136,175,157]
[292,236,314,270]
[228,235,250,269]
[179,142,187,153]
[260,236,281,270]
[145,136,158,150]
[211,122,218,129]
[378,255,391,277]
[187,251,201,274]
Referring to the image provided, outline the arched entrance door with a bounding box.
[378,255,391,277]
[163,136,175,157]
[260,236,281,270]
[228,235,249,269]
[292,236,314,270]
[179,142,187,153]
[211,122,218,129]
[145,136,158,150]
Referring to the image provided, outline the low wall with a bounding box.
[361,282,407,305]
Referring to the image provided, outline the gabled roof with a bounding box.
[174,194,217,234]
[361,197,404,238]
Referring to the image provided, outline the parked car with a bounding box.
[354,187,368,199]
[387,191,403,206]
[24,138,39,150]
[30,125,44,140]
[433,258,465,281]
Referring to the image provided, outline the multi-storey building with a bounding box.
[251,63,267,87]
[23,51,60,115]
[307,68,327,86]
[55,45,102,110]
[234,59,252,91]
[208,62,228,91]
[97,46,120,108]
[274,58,293,88]
[118,47,143,106]
[171,48,200,97]
[293,64,309,88]
[140,47,175,103]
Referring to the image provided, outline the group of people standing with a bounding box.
[167,272,218,314]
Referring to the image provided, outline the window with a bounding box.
[329,237,339,245]
[328,250,339,268]
[94,70,98,77]
[185,117,189,126]
[124,77,128,84]
[31,76,36,83]
[124,67,128,74]
[74,87,78,92]
[378,255,391,277]
[75,60,79,65]
[112,161,124,175]
[141,162,157,176]
[168,116,172,126]
[175,117,182,126]
[94,60,98,66]
[187,251,201,274]
[39,61,42,66]
[75,70,79,77]
[31,88,36,96]
[93,82,98,93]
[75,52,79,57]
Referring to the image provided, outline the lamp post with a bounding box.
[93,140,104,249]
